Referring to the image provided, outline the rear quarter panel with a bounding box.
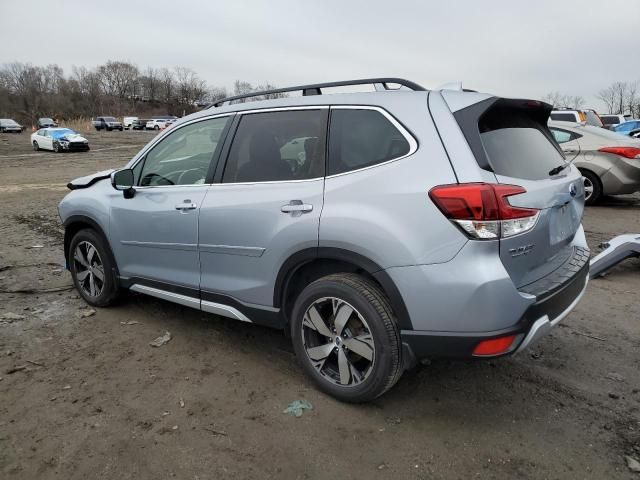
[320,94,465,268]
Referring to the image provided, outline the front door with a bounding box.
[109,115,232,291]
[198,108,328,311]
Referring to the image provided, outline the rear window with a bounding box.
[479,107,565,181]
[601,115,620,126]
[550,112,576,122]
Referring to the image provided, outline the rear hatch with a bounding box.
[455,98,585,289]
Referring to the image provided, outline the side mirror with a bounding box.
[111,169,136,198]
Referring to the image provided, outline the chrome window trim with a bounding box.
[126,104,418,187]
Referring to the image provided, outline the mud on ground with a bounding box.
[0,130,639,479]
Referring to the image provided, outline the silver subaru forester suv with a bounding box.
[59,78,589,402]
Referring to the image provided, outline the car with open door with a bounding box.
[58,78,589,402]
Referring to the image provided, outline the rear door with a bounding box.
[198,107,328,310]
[457,99,585,288]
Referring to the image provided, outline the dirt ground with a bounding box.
[0,130,639,480]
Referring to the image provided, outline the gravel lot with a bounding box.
[0,130,639,479]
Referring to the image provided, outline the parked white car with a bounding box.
[123,116,138,130]
[31,128,90,153]
[146,116,178,130]
[146,119,167,130]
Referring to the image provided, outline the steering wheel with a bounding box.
[177,168,206,185]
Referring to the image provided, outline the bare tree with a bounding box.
[542,91,584,109]
[97,60,139,99]
[596,85,617,113]
[158,68,175,104]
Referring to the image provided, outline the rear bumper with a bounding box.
[400,246,590,362]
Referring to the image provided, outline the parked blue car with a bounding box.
[613,120,640,136]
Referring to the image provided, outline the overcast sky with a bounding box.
[2,0,639,108]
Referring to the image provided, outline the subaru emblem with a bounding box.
[569,183,577,197]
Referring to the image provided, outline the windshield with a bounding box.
[103,117,117,122]
[50,129,77,139]
[41,118,54,123]
[1,119,19,126]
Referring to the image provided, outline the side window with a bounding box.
[138,116,229,186]
[222,110,326,183]
[328,108,411,176]
[550,128,573,144]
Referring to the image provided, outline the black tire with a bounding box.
[154,125,160,130]
[581,169,602,205]
[53,141,60,153]
[33,141,39,151]
[68,228,120,307]
[290,273,403,403]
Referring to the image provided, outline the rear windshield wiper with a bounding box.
[548,163,569,176]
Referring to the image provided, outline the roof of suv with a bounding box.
[180,78,495,127]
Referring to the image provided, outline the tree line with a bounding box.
[0,60,283,126]
[3,60,639,126]
[543,80,640,117]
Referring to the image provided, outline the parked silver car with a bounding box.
[58,78,589,402]
[548,120,640,204]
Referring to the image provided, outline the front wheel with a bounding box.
[290,273,403,403]
[53,142,60,153]
[32,141,39,151]
[69,229,119,307]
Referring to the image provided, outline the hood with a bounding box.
[61,133,87,142]
[67,169,115,190]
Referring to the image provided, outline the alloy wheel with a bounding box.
[583,176,594,202]
[73,241,105,298]
[301,297,375,387]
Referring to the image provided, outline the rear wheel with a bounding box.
[154,125,160,130]
[68,229,119,307]
[290,273,403,403]
[581,170,602,205]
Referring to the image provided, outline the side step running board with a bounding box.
[589,234,640,279]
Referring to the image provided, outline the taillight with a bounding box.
[429,183,539,240]
[598,146,640,159]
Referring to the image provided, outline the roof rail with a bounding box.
[208,77,426,108]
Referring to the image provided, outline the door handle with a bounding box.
[281,200,313,215]
[175,200,197,211]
